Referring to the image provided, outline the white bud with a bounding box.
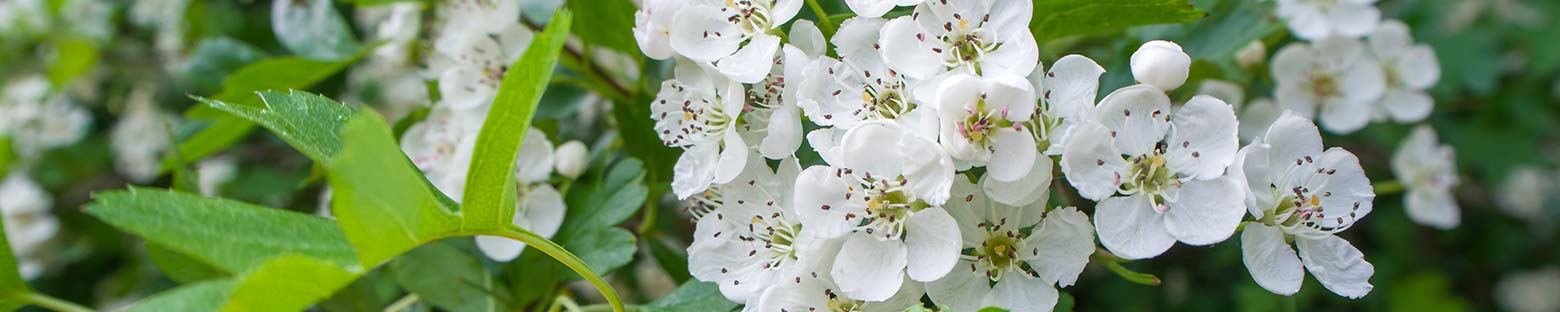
[1130,40,1192,91]
[1236,40,1267,68]
[554,140,588,179]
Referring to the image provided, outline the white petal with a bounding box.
[926,262,991,312]
[516,128,556,183]
[1241,223,1305,295]
[879,17,945,79]
[905,207,961,282]
[1024,207,1095,287]
[1367,20,1412,55]
[982,155,1053,207]
[845,0,897,17]
[831,17,887,62]
[1130,40,1192,91]
[789,20,826,57]
[754,277,831,312]
[519,185,567,239]
[1406,188,1460,229]
[1238,98,1282,143]
[760,105,804,159]
[770,0,803,25]
[1328,3,1381,38]
[1270,42,1313,85]
[1262,111,1323,178]
[714,131,750,184]
[805,128,846,166]
[982,275,1058,312]
[842,120,908,178]
[1059,122,1128,201]
[1197,80,1246,110]
[1094,195,1176,260]
[716,34,781,83]
[1166,95,1240,180]
[1394,46,1440,90]
[1308,148,1376,232]
[1164,176,1246,245]
[793,166,866,239]
[987,127,1038,182]
[668,6,744,62]
[438,66,495,110]
[867,277,927,312]
[946,178,992,247]
[832,234,909,301]
[981,31,1040,78]
[475,235,524,261]
[672,144,720,199]
[1044,54,1106,120]
[985,74,1039,121]
[1296,235,1375,298]
[1379,88,1432,123]
[1095,84,1172,156]
[899,133,956,205]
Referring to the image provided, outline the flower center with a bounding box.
[1310,73,1339,101]
[825,296,865,312]
[956,95,1017,144]
[848,173,930,240]
[1119,147,1182,211]
[748,213,802,267]
[935,14,1000,74]
[722,0,776,35]
[976,230,1024,281]
[1258,156,1366,236]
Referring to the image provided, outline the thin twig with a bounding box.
[519,17,635,100]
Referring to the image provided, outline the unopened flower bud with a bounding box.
[554,140,588,179]
[1236,40,1267,68]
[1130,40,1192,91]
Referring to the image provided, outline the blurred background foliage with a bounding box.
[0,0,1556,311]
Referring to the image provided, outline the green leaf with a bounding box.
[1030,0,1205,41]
[221,255,359,311]
[561,228,637,280]
[271,0,360,61]
[329,108,460,266]
[646,236,692,284]
[123,280,236,312]
[0,137,12,179]
[504,249,560,308]
[46,39,100,87]
[391,241,506,312]
[196,91,355,163]
[183,37,269,93]
[0,211,34,311]
[461,8,572,229]
[565,0,640,56]
[351,0,423,6]
[84,188,361,273]
[318,271,401,312]
[1176,0,1280,60]
[644,281,738,312]
[559,157,647,238]
[147,243,229,284]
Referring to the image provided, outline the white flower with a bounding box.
[1037,54,1107,155]
[792,161,960,301]
[1367,20,1440,123]
[755,268,925,312]
[554,140,589,179]
[1495,267,1560,312]
[0,0,48,38]
[1231,111,1375,298]
[937,74,1038,182]
[652,63,750,199]
[110,86,176,183]
[1236,40,1267,68]
[1272,37,1385,134]
[633,0,690,60]
[1059,87,1245,260]
[431,22,533,111]
[196,155,238,197]
[668,0,802,83]
[1275,0,1380,40]
[844,0,923,18]
[1130,41,1192,91]
[840,120,955,205]
[927,179,1094,312]
[1495,166,1554,232]
[1197,80,1245,111]
[1,174,57,280]
[797,17,920,130]
[740,25,821,160]
[878,0,1038,100]
[1391,126,1459,229]
[476,129,565,262]
[686,156,824,305]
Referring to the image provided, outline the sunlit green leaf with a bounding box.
[329,108,460,267]
[196,91,355,163]
[1031,0,1205,41]
[0,212,34,311]
[122,280,236,312]
[46,39,99,87]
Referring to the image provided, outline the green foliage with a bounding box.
[462,9,573,230]
[391,241,505,312]
[1030,0,1205,41]
[122,280,235,312]
[1175,0,1280,60]
[183,37,268,93]
[46,39,99,87]
[147,243,228,284]
[197,91,355,163]
[329,107,460,266]
[565,0,641,56]
[554,157,647,279]
[644,281,739,312]
[0,213,33,311]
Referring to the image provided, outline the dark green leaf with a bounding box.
[319,270,402,312]
[123,280,236,312]
[565,0,641,56]
[85,187,361,273]
[643,281,739,312]
[391,241,505,312]
[561,228,637,280]
[505,249,560,308]
[197,90,355,163]
[147,243,228,284]
[183,37,269,93]
[462,9,572,229]
[1177,0,1280,60]
[647,236,692,284]
[559,157,647,238]
[1031,0,1206,41]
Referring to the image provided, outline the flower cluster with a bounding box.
[632,0,1469,308]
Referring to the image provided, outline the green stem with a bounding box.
[1089,250,1160,286]
[805,0,837,35]
[21,293,95,312]
[635,198,657,236]
[1373,180,1404,195]
[382,293,419,312]
[491,226,625,312]
[1281,294,1297,312]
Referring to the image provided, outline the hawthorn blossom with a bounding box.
[936,74,1038,182]
[652,63,750,199]
[1059,87,1245,260]
[1131,41,1192,91]
[0,174,57,279]
[1036,54,1107,155]
[1367,20,1441,123]
[755,265,925,312]
[792,149,960,301]
[1272,37,1385,134]
[878,0,1038,101]
[554,140,589,179]
[1391,126,1459,229]
[1495,267,1560,312]
[928,179,1093,312]
[687,156,830,305]
[401,105,484,199]
[797,17,921,131]
[1276,0,1381,40]
[0,76,91,158]
[1496,166,1555,232]
[1195,80,1281,143]
[110,85,176,183]
[633,0,689,60]
[1237,40,1267,68]
[1232,111,1375,298]
[196,156,238,197]
[431,0,531,111]
[738,22,822,160]
[844,0,923,18]
[669,0,803,83]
